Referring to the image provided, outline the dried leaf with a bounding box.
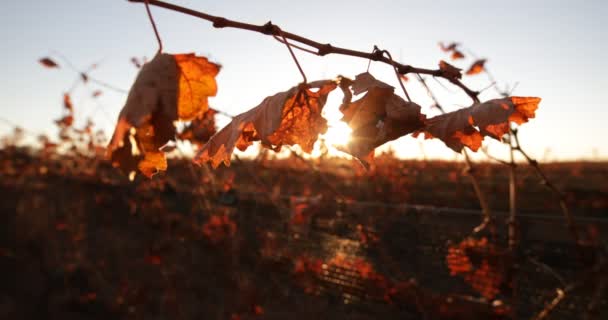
[439,60,462,79]
[107,53,220,177]
[55,115,74,128]
[418,97,541,152]
[339,73,425,160]
[178,108,217,146]
[39,57,59,68]
[451,50,465,60]
[174,54,220,120]
[92,90,102,98]
[195,80,337,168]
[63,93,73,111]
[466,59,487,75]
[439,42,459,52]
[446,237,510,299]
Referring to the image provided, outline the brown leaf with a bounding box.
[39,57,59,68]
[63,93,73,111]
[92,90,102,98]
[339,73,425,160]
[439,42,459,52]
[107,53,220,178]
[195,80,337,168]
[439,60,462,79]
[451,50,465,60]
[178,108,217,146]
[55,115,74,128]
[465,59,487,75]
[418,96,541,152]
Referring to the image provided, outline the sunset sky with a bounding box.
[1,0,606,161]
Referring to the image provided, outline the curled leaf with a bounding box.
[39,57,59,68]
[439,60,462,79]
[418,97,541,152]
[339,73,425,160]
[178,108,217,146]
[451,50,465,60]
[466,59,487,76]
[195,80,337,168]
[107,53,220,178]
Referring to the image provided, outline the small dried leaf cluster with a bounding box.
[446,237,510,299]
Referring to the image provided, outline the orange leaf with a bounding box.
[63,93,73,111]
[39,57,59,68]
[418,97,541,152]
[338,73,425,160]
[195,80,337,168]
[465,59,487,76]
[107,53,220,178]
[174,53,220,120]
[55,115,74,128]
[451,50,465,60]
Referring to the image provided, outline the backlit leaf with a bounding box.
[417,97,541,152]
[465,59,487,76]
[338,73,425,160]
[195,80,337,168]
[107,53,220,178]
[451,50,465,60]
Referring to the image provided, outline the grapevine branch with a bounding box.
[127,0,480,102]
[414,74,493,235]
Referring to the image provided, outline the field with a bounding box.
[1,145,606,319]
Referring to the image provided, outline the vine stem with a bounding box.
[144,0,164,53]
[276,27,307,83]
[127,0,480,102]
[414,72,493,235]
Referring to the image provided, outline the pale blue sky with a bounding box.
[1,0,607,160]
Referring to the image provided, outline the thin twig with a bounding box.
[144,0,164,53]
[276,27,307,83]
[462,150,494,234]
[416,74,445,113]
[527,256,566,287]
[512,131,581,245]
[127,0,480,103]
[414,67,493,234]
[380,49,411,102]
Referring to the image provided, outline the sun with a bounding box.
[322,121,352,147]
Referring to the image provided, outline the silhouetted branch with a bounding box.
[127,0,480,102]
